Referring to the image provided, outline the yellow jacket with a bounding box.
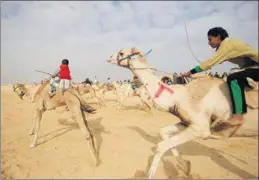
[192,38,258,73]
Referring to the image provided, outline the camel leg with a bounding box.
[98,97,106,107]
[103,91,107,100]
[96,97,101,108]
[88,90,100,108]
[113,92,121,106]
[117,100,123,110]
[140,97,152,111]
[112,90,117,96]
[160,122,191,176]
[29,112,38,135]
[91,89,103,108]
[222,124,243,139]
[30,108,44,148]
[113,92,123,109]
[117,96,125,110]
[64,94,98,166]
[96,96,106,107]
[148,126,201,179]
[95,97,101,108]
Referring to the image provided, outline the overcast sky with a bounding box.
[1,1,258,84]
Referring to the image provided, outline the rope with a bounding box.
[131,49,188,82]
[183,20,201,64]
[131,67,190,84]
[127,49,153,61]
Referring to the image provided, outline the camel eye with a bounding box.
[119,52,124,56]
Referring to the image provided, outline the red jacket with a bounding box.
[59,65,71,80]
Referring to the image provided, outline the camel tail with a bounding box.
[80,98,97,114]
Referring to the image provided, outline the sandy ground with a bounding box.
[1,85,258,179]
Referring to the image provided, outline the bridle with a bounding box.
[115,49,175,76]
[116,50,141,68]
[114,49,176,100]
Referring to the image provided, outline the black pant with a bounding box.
[226,68,259,114]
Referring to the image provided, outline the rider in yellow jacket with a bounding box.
[182,27,258,126]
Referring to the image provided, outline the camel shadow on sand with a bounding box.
[128,126,256,179]
[117,104,152,113]
[37,115,110,164]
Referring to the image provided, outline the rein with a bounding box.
[116,50,189,83]
[117,49,153,62]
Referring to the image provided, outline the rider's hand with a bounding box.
[181,71,192,78]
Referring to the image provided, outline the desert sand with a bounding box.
[1,84,258,179]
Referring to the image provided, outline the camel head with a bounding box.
[13,84,26,100]
[107,47,148,68]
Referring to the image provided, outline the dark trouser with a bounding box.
[226,68,259,114]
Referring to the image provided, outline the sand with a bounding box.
[1,85,258,179]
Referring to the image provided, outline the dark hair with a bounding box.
[207,27,229,40]
[62,59,69,65]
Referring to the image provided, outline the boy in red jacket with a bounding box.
[49,59,72,97]
[59,59,72,94]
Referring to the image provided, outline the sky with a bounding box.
[1,1,258,84]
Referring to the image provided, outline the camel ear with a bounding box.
[131,47,136,54]
[131,47,143,56]
[131,47,148,64]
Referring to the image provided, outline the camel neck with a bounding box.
[129,60,160,98]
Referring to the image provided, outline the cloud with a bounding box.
[1,1,258,84]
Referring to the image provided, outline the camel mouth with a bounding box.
[107,59,117,64]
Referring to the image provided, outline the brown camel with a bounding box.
[74,83,106,108]
[27,79,100,166]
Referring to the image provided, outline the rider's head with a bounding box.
[61,59,69,65]
[207,27,229,49]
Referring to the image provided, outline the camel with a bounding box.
[74,83,105,108]
[28,78,100,166]
[107,47,258,178]
[93,83,117,99]
[12,83,41,102]
[111,81,153,111]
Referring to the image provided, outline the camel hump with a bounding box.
[188,75,258,109]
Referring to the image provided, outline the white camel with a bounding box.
[93,83,117,99]
[107,47,258,178]
[111,81,153,111]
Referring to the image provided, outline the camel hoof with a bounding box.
[184,160,191,175]
[95,158,101,167]
[29,144,36,148]
[176,158,191,176]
